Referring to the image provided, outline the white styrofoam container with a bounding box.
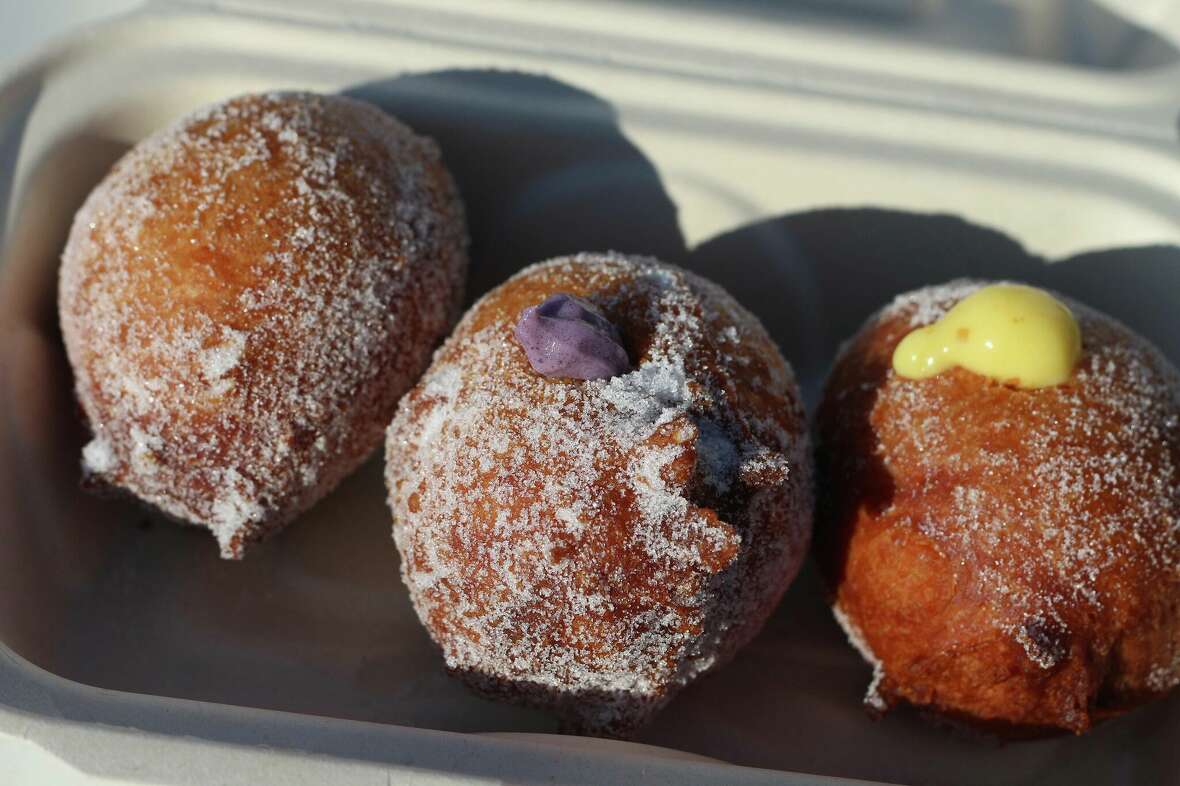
[2,2,1179,783]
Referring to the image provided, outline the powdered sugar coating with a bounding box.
[818,279,1180,732]
[884,281,1179,664]
[60,92,467,557]
[386,253,812,735]
[831,602,887,713]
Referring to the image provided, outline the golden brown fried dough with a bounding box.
[386,253,812,736]
[60,91,467,557]
[816,280,1180,736]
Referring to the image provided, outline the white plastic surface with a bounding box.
[1,2,1179,784]
[0,0,142,74]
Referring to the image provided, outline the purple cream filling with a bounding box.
[513,293,631,380]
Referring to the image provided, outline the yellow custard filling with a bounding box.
[892,284,1081,389]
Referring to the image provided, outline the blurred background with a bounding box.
[652,0,1180,68]
[4,0,1178,75]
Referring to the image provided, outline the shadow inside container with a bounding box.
[0,128,133,669]
[344,70,688,300]
[680,207,1180,407]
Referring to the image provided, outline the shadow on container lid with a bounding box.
[345,70,689,301]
